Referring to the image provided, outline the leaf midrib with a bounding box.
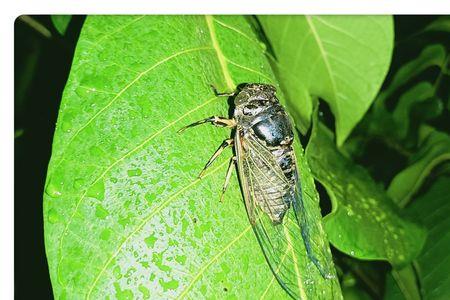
[206,15,235,91]
[304,16,340,120]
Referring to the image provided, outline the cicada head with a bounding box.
[234,84,279,118]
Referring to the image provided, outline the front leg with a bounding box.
[177,116,236,133]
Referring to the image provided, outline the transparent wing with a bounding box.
[235,131,333,299]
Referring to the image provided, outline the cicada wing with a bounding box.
[235,132,334,299]
[291,151,335,279]
[246,165,306,299]
[235,133,304,299]
[292,150,334,279]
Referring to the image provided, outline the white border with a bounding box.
[3,0,450,299]
[11,0,450,14]
[1,13,14,300]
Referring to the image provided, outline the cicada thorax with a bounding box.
[234,86,297,224]
[251,111,296,181]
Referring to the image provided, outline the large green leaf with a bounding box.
[258,16,393,145]
[43,15,341,299]
[407,177,450,299]
[305,121,426,267]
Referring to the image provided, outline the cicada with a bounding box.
[179,83,333,298]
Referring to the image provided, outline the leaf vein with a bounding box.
[95,16,146,44]
[51,46,212,173]
[284,226,306,300]
[177,225,252,299]
[85,156,230,298]
[259,247,291,300]
[212,17,260,48]
[57,96,217,287]
[224,58,274,83]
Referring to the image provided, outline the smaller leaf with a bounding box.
[259,15,394,145]
[305,121,426,267]
[51,15,72,35]
[391,82,436,139]
[407,177,450,299]
[377,44,446,103]
[388,126,450,207]
[342,286,372,300]
[424,16,450,33]
[364,45,447,152]
[384,265,421,300]
[369,82,440,144]
[368,83,444,151]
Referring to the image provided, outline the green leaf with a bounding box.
[258,16,394,145]
[364,45,447,153]
[391,82,437,139]
[43,15,341,299]
[342,286,372,300]
[368,82,440,145]
[340,270,372,300]
[376,44,446,104]
[424,16,450,33]
[305,121,426,267]
[384,265,421,300]
[51,15,72,35]
[388,126,450,207]
[407,177,450,299]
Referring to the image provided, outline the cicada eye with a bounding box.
[234,91,250,106]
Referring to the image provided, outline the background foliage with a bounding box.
[15,15,450,299]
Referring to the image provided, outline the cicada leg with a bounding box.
[198,138,234,179]
[219,156,237,202]
[177,116,236,133]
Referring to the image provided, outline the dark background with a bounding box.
[14,15,446,299]
[15,15,85,299]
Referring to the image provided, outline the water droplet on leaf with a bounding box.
[47,208,59,223]
[127,168,142,177]
[45,180,62,198]
[144,236,157,248]
[73,178,86,189]
[95,204,109,219]
[87,180,105,201]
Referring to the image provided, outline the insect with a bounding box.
[179,83,333,298]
